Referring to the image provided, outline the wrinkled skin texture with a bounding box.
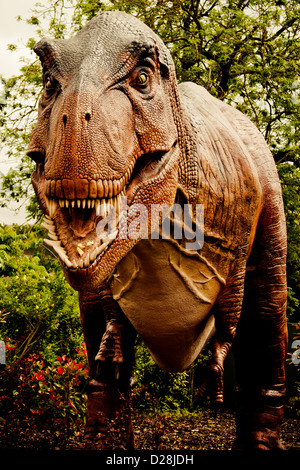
[27,11,287,450]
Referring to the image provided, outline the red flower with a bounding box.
[56,366,64,375]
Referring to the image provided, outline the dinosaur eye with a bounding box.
[137,71,148,86]
[44,73,56,92]
[131,67,153,95]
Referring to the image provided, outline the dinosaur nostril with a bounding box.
[85,113,91,121]
[62,115,67,126]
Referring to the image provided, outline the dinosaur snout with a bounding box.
[45,87,141,182]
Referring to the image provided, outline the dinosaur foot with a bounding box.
[232,428,286,451]
[233,385,286,450]
[194,363,225,404]
[83,379,135,450]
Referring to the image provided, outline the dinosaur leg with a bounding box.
[195,268,246,404]
[79,285,136,449]
[232,206,287,450]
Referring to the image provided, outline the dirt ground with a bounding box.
[132,407,300,451]
[1,406,299,451]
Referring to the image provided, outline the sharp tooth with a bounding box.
[101,200,107,217]
[84,253,90,267]
[114,196,120,214]
[107,199,113,213]
[49,199,58,218]
[87,199,91,209]
[44,239,62,249]
[77,246,84,256]
[44,238,72,267]
[59,200,64,208]
[48,232,59,241]
[95,200,100,216]
[62,255,72,268]
[125,170,130,184]
[42,222,57,238]
[71,200,75,208]
[55,246,72,267]
[77,200,81,208]
[65,200,69,208]
[95,245,103,256]
[45,196,50,213]
[96,235,115,255]
[91,199,95,208]
[82,199,86,209]
[41,221,53,231]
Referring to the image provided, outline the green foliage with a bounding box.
[0,225,82,362]
[278,163,300,320]
[133,337,212,413]
[133,338,192,412]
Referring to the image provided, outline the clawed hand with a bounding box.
[95,322,124,364]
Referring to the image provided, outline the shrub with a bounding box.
[0,344,88,449]
[0,224,83,363]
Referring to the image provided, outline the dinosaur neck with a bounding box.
[169,71,199,201]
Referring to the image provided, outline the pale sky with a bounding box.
[0,0,40,224]
[0,0,38,78]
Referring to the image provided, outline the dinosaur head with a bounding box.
[27,11,182,292]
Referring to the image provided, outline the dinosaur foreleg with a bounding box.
[195,337,230,404]
[79,286,136,449]
[94,284,124,367]
[232,207,287,450]
[195,270,245,404]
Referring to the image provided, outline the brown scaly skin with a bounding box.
[27,11,287,449]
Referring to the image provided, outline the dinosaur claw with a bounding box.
[194,363,224,404]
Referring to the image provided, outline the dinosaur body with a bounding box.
[27,11,287,450]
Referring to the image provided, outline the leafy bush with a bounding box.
[133,337,211,413]
[133,344,191,412]
[0,345,88,449]
[0,224,82,362]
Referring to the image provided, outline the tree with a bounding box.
[0,0,299,316]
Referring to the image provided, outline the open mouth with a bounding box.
[41,146,176,273]
[42,189,125,271]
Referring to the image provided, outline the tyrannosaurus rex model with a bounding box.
[27,11,288,450]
